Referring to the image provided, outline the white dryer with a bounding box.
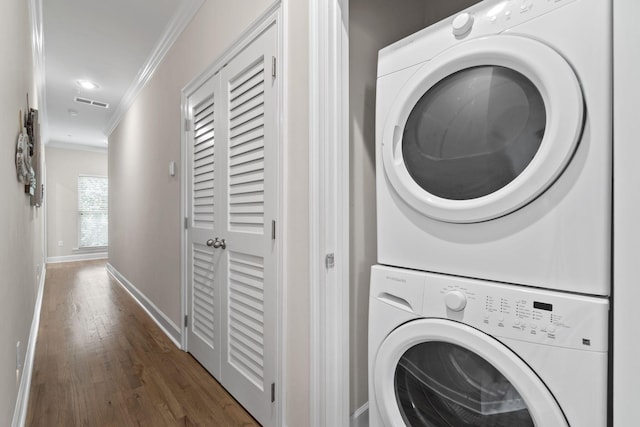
[376,0,611,295]
[368,265,609,427]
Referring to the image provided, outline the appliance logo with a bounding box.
[385,275,406,283]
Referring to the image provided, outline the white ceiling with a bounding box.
[42,0,198,148]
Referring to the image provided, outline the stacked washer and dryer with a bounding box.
[368,0,611,426]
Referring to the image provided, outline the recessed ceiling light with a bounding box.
[77,80,99,90]
[68,109,78,116]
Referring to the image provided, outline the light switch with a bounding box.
[169,161,176,177]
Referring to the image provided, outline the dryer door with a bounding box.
[374,319,568,427]
[381,35,583,223]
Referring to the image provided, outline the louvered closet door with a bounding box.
[217,23,278,427]
[186,75,222,379]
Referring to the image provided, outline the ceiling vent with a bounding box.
[74,96,109,109]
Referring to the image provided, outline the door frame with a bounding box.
[309,0,351,426]
[180,4,285,426]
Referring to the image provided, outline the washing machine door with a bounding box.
[381,35,583,223]
[374,319,568,427]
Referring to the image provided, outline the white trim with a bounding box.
[278,1,288,424]
[72,246,108,253]
[309,0,350,426]
[12,264,46,427]
[47,252,108,263]
[28,0,47,143]
[181,2,282,97]
[613,1,639,426]
[180,5,285,426]
[350,403,369,427]
[106,263,182,349]
[104,0,205,136]
[45,140,108,153]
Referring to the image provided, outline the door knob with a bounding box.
[212,238,226,250]
[206,238,226,249]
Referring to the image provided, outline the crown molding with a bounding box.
[104,0,204,137]
[46,140,108,153]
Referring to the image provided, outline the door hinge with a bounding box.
[271,56,277,78]
[184,315,188,328]
[271,382,276,402]
[325,253,335,269]
[271,220,276,240]
[185,118,191,131]
[184,217,188,229]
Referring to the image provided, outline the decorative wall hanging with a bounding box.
[15,97,43,207]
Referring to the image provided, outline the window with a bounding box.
[78,175,108,248]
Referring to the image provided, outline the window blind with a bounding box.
[78,175,108,248]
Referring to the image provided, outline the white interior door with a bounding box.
[186,75,222,379]
[184,22,278,427]
[218,24,278,427]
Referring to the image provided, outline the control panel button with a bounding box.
[445,290,467,312]
[452,13,474,36]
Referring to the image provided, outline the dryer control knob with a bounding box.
[445,291,467,312]
[452,13,474,37]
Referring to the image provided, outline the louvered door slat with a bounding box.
[230,94,264,121]
[192,246,216,347]
[229,128,264,149]
[195,145,214,160]
[192,94,216,229]
[227,57,266,234]
[227,250,266,390]
[230,152,264,171]
[230,170,264,186]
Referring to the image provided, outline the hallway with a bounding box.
[26,261,259,426]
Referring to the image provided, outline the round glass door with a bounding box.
[402,66,546,201]
[395,342,533,426]
[381,35,584,223]
[374,319,568,427]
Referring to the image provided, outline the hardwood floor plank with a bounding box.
[26,260,260,427]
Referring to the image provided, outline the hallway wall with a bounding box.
[108,0,310,425]
[0,0,44,424]
[45,146,108,260]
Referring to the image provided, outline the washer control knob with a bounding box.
[445,291,467,312]
[452,13,474,36]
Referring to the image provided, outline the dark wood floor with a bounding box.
[26,260,260,427]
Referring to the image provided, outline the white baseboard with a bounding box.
[12,264,47,427]
[106,263,182,349]
[46,252,108,263]
[351,402,369,427]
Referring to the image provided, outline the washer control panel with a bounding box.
[455,0,580,35]
[423,273,609,352]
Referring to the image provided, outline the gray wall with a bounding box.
[348,0,481,413]
[45,146,108,259]
[0,0,44,424]
[108,0,311,424]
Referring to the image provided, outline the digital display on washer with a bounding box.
[534,301,553,311]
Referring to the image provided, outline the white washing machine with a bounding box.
[376,0,611,295]
[368,265,609,427]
